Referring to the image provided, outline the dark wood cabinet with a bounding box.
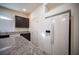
[20,33,31,41]
[15,16,29,28]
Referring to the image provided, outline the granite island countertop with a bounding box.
[0,36,47,55]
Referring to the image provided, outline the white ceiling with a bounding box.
[0,3,42,14]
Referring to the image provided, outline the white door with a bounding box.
[51,13,69,55]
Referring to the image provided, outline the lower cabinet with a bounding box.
[20,33,31,41]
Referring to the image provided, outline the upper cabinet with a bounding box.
[45,3,64,13]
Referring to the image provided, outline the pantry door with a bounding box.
[51,12,71,55]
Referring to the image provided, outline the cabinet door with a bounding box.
[21,33,30,41]
[51,13,69,55]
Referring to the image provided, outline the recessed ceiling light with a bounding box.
[22,8,27,11]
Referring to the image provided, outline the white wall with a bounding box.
[0,18,14,32]
[30,4,79,55]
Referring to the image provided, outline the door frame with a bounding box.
[45,10,71,55]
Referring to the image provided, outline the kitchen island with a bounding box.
[0,31,47,55]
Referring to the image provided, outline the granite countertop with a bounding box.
[0,36,47,55]
[0,30,30,35]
